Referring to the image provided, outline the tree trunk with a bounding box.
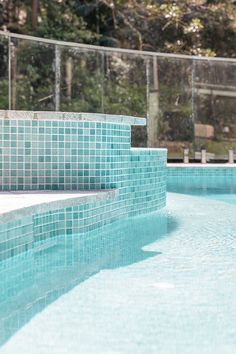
[32,0,38,30]
[7,0,14,27]
[147,57,160,148]
[11,44,17,110]
[66,58,73,101]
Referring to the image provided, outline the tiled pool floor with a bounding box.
[1,192,235,354]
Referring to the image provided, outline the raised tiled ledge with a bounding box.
[0,110,146,126]
[0,111,166,261]
[0,189,118,225]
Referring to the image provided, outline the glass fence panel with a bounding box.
[103,52,148,146]
[103,52,147,116]
[60,47,103,113]
[0,32,235,161]
[9,38,55,110]
[0,36,8,109]
[193,59,236,161]
[148,56,194,159]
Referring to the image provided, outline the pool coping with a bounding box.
[167,163,236,168]
[0,189,119,225]
[0,110,146,126]
[131,148,167,152]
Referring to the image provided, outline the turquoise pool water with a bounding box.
[0,179,236,354]
[168,176,236,205]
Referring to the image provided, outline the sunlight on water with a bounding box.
[0,211,175,347]
[0,177,236,354]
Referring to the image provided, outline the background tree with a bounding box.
[0,0,235,152]
[0,1,235,57]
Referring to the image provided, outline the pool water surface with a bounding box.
[0,180,236,354]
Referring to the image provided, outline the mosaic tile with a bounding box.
[0,113,167,261]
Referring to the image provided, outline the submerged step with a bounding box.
[0,190,118,225]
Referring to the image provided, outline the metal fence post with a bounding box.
[8,36,11,110]
[55,45,61,111]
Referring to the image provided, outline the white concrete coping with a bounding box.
[167,163,236,168]
[131,148,167,151]
[0,189,119,225]
[0,110,146,126]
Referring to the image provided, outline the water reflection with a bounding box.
[168,176,236,200]
[0,211,177,346]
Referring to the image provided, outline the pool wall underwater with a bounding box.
[168,164,236,178]
[0,110,167,262]
[167,163,236,191]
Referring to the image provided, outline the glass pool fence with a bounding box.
[0,30,236,161]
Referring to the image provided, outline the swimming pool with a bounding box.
[0,176,235,354]
[168,176,236,204]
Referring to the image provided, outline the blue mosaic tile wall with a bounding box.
[0,116,167,262]
[167,166,236,185]
[32,198,126,244]
[0,217,33,261]
[167,165,236,192]
[0,194,123,262]
[0,119,130,191]
[0,148,167,262]
[168,166,236,178]
[128,148,166,217]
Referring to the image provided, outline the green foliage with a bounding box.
[0,80,8,109]
[0,0,235,150]
[13,42,55,110]
[1,1,235,56]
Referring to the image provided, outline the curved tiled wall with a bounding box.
[0,111,167,262]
